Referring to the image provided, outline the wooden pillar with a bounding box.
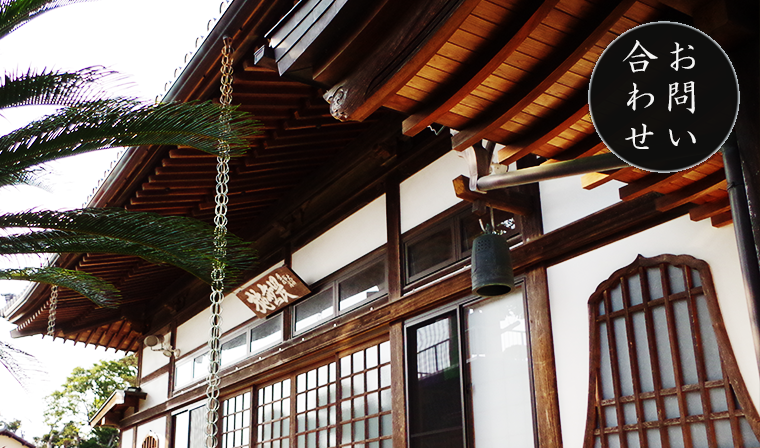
[516,168,563,447]
[390,321,408,448]
[387,176,403,301]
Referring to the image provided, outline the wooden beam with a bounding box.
[581,167,634,190]
[402,0,559,137]
[324,0,482,122]
[655,170,727,212]
[689,196,731,221]
[451,0,636,152]
[497,94,590,166]
[710,210,733,227]
[543,133,606,164]
[452,175,533,215]
[619,171,688,201]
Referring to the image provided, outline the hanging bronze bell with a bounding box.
[471,230,514,296]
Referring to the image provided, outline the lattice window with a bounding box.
[584,254,760,448]
[255,340,392,448]
[223,391,252,448]
[257,379,292,448]
[142,435,158,448]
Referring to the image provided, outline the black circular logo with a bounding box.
[589,22,739,172]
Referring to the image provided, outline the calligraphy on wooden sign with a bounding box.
[235,266,310,318]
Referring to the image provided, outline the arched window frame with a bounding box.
[584,254,760,447]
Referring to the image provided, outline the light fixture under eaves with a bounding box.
[143,334,181,358]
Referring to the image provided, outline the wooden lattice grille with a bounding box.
[142,435,158,448]
[584,254,760,448]
[223,391,252,448]
[255,340,392,448]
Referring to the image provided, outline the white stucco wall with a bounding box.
[120,427,134,448]
[539,174,625,233]
[292,195,387,284]
[548,215,758,448]
[139,373,168,412]
[399,150,468,233]
[141,334,170,377]
[135,417,166,448]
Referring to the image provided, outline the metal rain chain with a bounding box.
[46,285,58,338]
[205,36,234,448]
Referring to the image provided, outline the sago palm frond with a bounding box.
[0,99,258,180]
[0,340,34,386]
[0,266,119,307]
[0,208,257,284]
[0,67,114,110]
[0,0,85,39]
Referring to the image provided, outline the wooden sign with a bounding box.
[235,266,310,318]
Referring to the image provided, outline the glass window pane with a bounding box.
[294,288,334,333]
[174,412,190,448]
[193,353,209,380]
[406,226,454,279]
[250,314,284,354]
[222,333,247,367]
[464,286,535,448]
[407,313,464,448]
[339,260,386,311]
[460,210,517,253]
[176,360,194,387]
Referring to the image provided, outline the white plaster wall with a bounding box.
[175,296,257,358]
[135,417,166,448]
[539,175,624,233]
[292,195,387,284]
[399,150,468,233]
[139,373,168,412]
[547,215,759,448]
[141,334,169,377]
[120,427,134,448]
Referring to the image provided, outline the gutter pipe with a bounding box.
[476,153,628,191]
[722,134,760,375]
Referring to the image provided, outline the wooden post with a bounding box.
[390,322,408,448]
[387,177,403,301]
[515,162,563,447]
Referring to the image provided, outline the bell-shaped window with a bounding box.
[585,254,760,447]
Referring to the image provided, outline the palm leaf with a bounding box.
[0,0,85,39]
[0,67,115,110]
[0,208,257,284]
[0,266,119,307]
[0,340,34,387]
[0,99,258,183]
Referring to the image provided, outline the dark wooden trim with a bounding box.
[386,176,403,302]
[451,0,636,152]
[137,343,143,388]
[526,266,563,448]
[390,321,407,448]
[325,0,481,122]
[689,196,731,221]
[452,175,533,215]
[120,190,690,428]
[141,364,171,385]
[168,326,176,399]
[654,170,726,212]
[618,172,685,202]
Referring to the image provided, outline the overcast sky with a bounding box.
[0,0,228,440]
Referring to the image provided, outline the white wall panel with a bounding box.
[399,150,468,233]
[547,216,758,448]
[141,335,169,377]
[292,195,387,284]
[135,417,166,448]
[120,427,134,448]
[139,373,168,412]
[539,175,624,233]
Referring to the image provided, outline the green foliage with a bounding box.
[0,417,22,433]
[41,356,136,448]
[0,0,259,307]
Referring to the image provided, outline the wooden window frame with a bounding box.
[403,281,538,448]
[253,338,392,448]
[584,254,760,447]
[401,204,520,290]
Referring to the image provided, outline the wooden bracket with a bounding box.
[453,175,533,215]
[463,141,494,192]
